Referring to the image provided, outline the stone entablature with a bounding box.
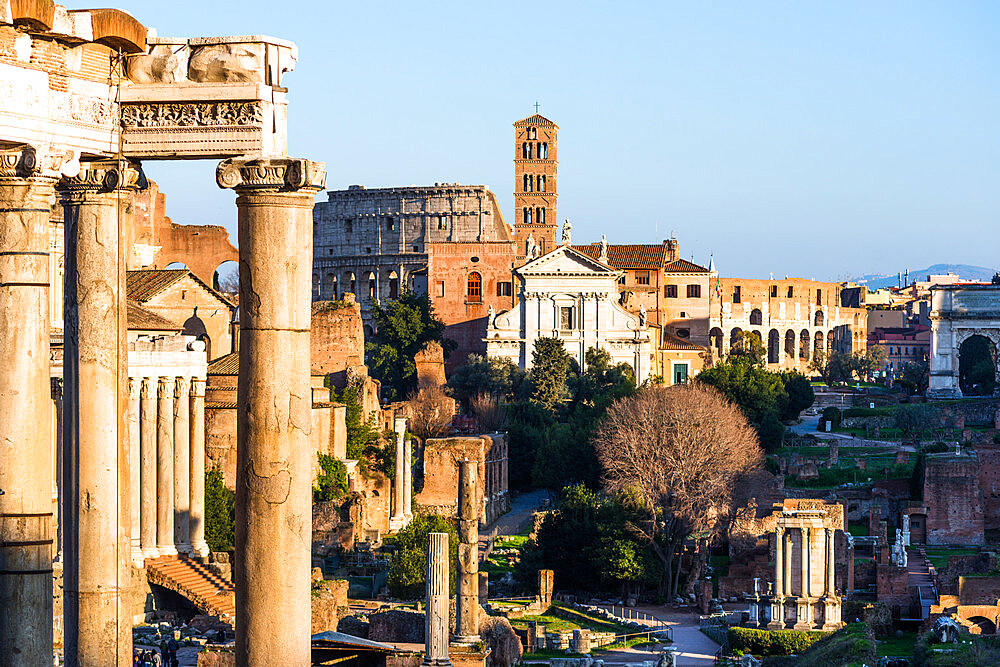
[487,245,652,383]
[928,284,1000,398]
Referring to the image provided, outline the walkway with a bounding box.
[596,605,719,667]
[479,489,551,558]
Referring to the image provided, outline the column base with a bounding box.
[766,620,786,631]
[452,635,480,645]
[157,544,178,557]
[131,548,146,567]
[390,516,407,531]
[821,622,844,631]
[176,542,193,556]
[422,659,452,667]
[142,546,160,560]
[190,540,210,559]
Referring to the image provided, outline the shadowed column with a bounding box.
[173,377,191,554]
[189,377,208,558]
[139,377,158,558]
[424,532,451,667]
[59,159,141,666]
[156,376,176,556]
[217,156,325,666]
[455,459,480,643]
[403,436,413,522]
[390,417,406,529]
[0,146,55,666]
[128,377,142,565]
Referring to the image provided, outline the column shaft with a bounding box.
[403,437,413,521]
[189,378,208,557]
[801,527,810,598]
[784,531,792,596]
[424,532,452,666]
[156,377,176,556]
[139,377,158,557]
[218,156,325,667]
[774,526,783,598]
[173,377,191,554]
[456,459,480,642]
[0,150,55,666]
[59,159,139,666]
[390,417,406,528]
[826,528,835,595]
[128,378,142,564]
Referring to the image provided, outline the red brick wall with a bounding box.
[877,564,914,608]
[310,297,365,377]
[924,454,985,545]
[977,444,1000,530]
[960,576,1000,606]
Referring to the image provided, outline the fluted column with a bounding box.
[390,417,407,529]
[424,532,452,667]
[218,156,325,667]
[189,377,208,558]
[455,460,480,643]
[139,377,158,558]
[128,377,142,565]
[156,376,177,556]
[403,437,413,521]
[800,527,810,598]
[826,528,835,596]
[0,147,56,665]
[59,159,141,666]
[173,377,191,555]
[774,526,783,597]
[784,530,792,596]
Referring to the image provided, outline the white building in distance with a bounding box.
[486,245,652,382]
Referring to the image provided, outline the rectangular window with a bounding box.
[412,245,419,252]
[686,284,701,298]
[559,306,574,330]
[770,285,778,298]
[437,216,447,230]
[386,217,394,231]
[732,285,741,303]
[816,289,822,305]
[787,286,794,298]
[345,219,353,233]
[636,271,650,285]
[496,281,512,297]
[665,284,678,298]
[435,281,445,298]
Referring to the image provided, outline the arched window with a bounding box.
[326,273,337,300]
[749,308,763,326]
[388,271,399,300]
[526,143,533,159]
[536,207,545,224]
[767,329,780,364]
[540,143,548,158]
[467,272,482,303]
[347,272,356,296]
[814,310,824,327]
[367,272,376,300]
[529,127,537,139]
[312,273,320,300]
[524,208,532,225]
[523,174,530,192]
[521,142,528,159]
[538,175,546,192]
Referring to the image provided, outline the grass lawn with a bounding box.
[848,522,869,537]
[877,631,917,656]
[924,547,980,569]
[509,604,632,635]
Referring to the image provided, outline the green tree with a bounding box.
[448,353,526,406]
[205,466,235,553]
[505,401,554,490]
[528,337,572,414]
[959,335,997,396]
[332,384,381,464]
[779,371,815,420]
[387,514,458,598]
[894,404,937,440]
[697,356,789,451]
[313,453,349,503]
[898,361,929,395]
[855,345,887,382]
[728,331,766,366]
[809,349,856,385]
[366,291,456,401]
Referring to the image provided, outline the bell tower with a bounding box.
[513,112,558,263]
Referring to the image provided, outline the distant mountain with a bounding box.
[852,264,997,290]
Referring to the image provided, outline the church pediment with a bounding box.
[516,245,618,277]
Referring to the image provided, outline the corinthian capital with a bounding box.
[216,156,326,193]
[57,159,145,198]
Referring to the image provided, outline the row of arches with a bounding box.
[710,327,836,365]
[520,141,548,159]
[313,270,400,302]
[522,207,546,225]
[522,174,547,192]
[747,308,825,327]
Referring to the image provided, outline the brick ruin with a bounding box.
[415,435,510,525]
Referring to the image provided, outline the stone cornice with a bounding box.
[216,156,326,193]
[57,159,145,198]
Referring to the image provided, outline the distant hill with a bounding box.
[852,264,997,290]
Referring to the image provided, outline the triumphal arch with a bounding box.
[0,3,322,665]
[928,284,1000,398]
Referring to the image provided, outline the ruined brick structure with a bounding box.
[312,183,516,371]
[311,297,366,379]
[977,443,1000,530]
[414,435,510,525]
[710,277,868,372]
[513,114,558,262]
[922,450,985,545]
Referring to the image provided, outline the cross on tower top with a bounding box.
[534,100,540,113]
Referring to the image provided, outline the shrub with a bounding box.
[727,627,829,656]
[313,453,349,502]
[387,514,458,599]
[205,466,235,553]
[821,407,841,429]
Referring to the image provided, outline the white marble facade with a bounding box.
[486,245,651,383]
[928,284,1000,398]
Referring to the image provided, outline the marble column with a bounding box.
[784,530,792,596]
[812,528,824,598]
[424,532,452,667]
[403,437,414,522]
[139,377,158,558]
[455,459,480,643]
[59,159,141,666]
[156,376,177,556]
[390,417,407,530]
[173,377,191,555]
[826,528,835,596]
[769,526,784,629]
[189,377,209,558]
[128,377,142,565]
[794,527,812,631]
[0,147,55,665]
[218,156,325,667]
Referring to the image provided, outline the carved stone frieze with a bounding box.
[121,102,264,129]
[216,156,326,193]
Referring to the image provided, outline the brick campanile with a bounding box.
[513,113,558,263]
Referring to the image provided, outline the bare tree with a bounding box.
[471,393,508,433]
[592,383,762,598]
[404,385,454,440]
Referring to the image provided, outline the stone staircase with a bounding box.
[905,549,936,620]
[145,555,235,623]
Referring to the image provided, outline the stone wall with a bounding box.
[876,564,914,610]
[959,575,1000,606]
[976,444,1000,530]
[923,452,985,545]
[415,435,509,525]
[311,579,349,634]
[311,297,365,378]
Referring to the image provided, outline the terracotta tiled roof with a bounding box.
[660,332,707,351]
[663,258,710,274]
[513,113,558,128]
[207,351,326,377]
[574,244,668,270]
[127,300,180,331]
[126,269,234,307]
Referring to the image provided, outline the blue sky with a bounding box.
[115,1,1000,280]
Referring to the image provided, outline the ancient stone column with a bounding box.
[455,459,480,643]
[189,377,209,558]
[774,526,783,597]
[812,528,824,598]
[173,377,191,555]
[59,159,141,666]
[0,147,55,665]
[424,532,452,667]
[139,377,158,558]
[403,437,414,521]
[156,376,177,556]
[800,527,809,597]
[217,156,325,667]
[128,377,143,565]
[390,416,407,530]
[784,530,792,596]
[826,528,835,596]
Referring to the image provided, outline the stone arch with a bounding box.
[325,272,338,300]
[767,329,780,364]
[814,331,824,357]
[784,329,796,360]
[750,308,763,326]
[814,310,825,327]
[750,330,762,346]
[710,327,724,357]
[367,271,376,300]
[346,272,356,296]
[730,327,743,351]
[312,273,321,300]
[388,270,399,300]
[827,330,835,353]
[165,261,187,270]
[213,260,238,296]
[967,616,996,635]
[958,334,997,396]
[800,329,811,361]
